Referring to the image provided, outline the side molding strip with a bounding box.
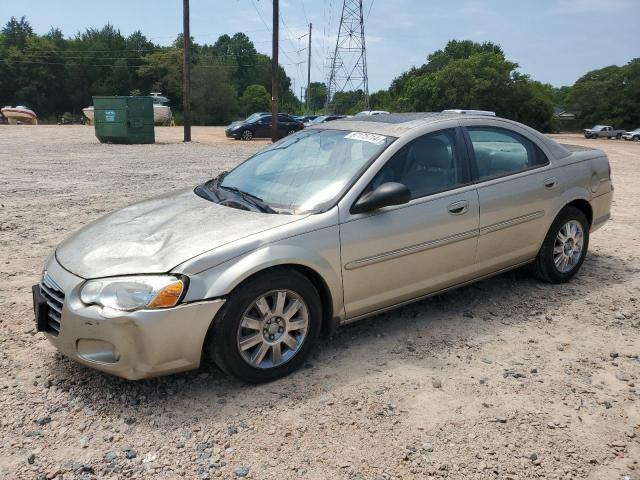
[479,211,544,236]
[344,229,478,271]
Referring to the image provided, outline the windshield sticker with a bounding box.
[344,132,386,145]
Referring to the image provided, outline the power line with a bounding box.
[365,0,375,21]
[6,59,302,68]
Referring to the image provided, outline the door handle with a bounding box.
[448,200,469,215]
[544,177,558,189]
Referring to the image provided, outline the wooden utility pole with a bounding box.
[306,22,312,112]
[182,0,191,142]
[271,0,279,142]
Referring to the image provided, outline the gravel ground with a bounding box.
[0,126,639,480]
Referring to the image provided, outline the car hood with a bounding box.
[55,188,307,279]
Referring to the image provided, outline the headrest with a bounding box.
[408,136,450,170]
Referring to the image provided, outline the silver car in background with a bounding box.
[33,112,613,383]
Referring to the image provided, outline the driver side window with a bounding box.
[369,129,466,200]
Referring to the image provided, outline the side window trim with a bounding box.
[461,125,550,184]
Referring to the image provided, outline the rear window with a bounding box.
[467,127,548,181]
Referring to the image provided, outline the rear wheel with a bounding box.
[528,206,589,283]
[206,269,321,383]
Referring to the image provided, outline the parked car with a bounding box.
[622,128,640,141]
[225,113,304,140]
[34,112,613,383]
[295,115,318,123]
[583,125,625,139]
[355,110,390,116]
[308,115,346,125]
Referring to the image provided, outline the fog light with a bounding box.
[76,339,120,364]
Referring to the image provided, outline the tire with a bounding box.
[616,133,622,140]
[240,129,253,141]
[206,268,322,383]
[528,206,589,283]
[286,129,296,136]
[633,136,639,142]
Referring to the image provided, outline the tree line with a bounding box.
[0,16,299,125]
[1,17,638,131]
[365,40,640,132]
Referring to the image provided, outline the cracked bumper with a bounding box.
[42,256,225,380]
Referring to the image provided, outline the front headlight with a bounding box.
[80,275,186,311]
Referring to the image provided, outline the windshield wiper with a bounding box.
[219,185,277,214]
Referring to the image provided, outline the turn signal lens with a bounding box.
[80,275,187,311]
[147,280,184,308]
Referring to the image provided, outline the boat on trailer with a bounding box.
[82,93,172,126]
[1,106,38,124]
[82,106,95,124]
[150,93,172,126]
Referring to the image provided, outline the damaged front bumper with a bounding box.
[37,256,225,380]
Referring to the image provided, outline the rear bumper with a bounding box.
[40,256,225,380]
[591,188,613,233]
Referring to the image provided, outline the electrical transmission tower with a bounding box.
[325,0,369,110]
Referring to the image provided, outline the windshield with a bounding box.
[218,129,393,213]
[244,113,265,123]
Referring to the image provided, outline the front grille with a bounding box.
[40,271,65,336]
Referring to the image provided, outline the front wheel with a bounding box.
[633,136,639,142]
[240,129,254,141]
[206,268,321,383]
[528,206,589,283]
[616,133,622,140]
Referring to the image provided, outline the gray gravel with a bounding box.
[1,126,639,479]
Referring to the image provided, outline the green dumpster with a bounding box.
[93,96,155,144]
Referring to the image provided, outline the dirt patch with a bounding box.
[1,126,639,479]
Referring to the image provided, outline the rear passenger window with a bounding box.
[369,129,467,200]
[468,127,548,181]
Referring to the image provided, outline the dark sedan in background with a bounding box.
[225,114,304,140]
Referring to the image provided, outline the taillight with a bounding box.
[298,122,304,129]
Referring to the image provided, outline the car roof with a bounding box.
[310,112,570,159]
[310,112,476,136]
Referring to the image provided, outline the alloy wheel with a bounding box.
[241,130,253,140]
[236,289,309,369]
[553,220,584,273]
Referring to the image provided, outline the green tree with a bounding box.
[552,86,572,110]
[191,65,238,125]
[306,82,327,111]
[384,40,556,131]
[138,48,183,108]
[240,84,271,115]
[2,16,33,49]
[212,33,257,94]
[0,17,318,124]
[369,89,392,111]
[566,60,640,128]
[331,90,366,114]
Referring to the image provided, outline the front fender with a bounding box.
[181,225,344,320]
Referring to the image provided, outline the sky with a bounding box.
[2,0,638,98]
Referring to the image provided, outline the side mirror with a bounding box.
[351,182,411,214]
